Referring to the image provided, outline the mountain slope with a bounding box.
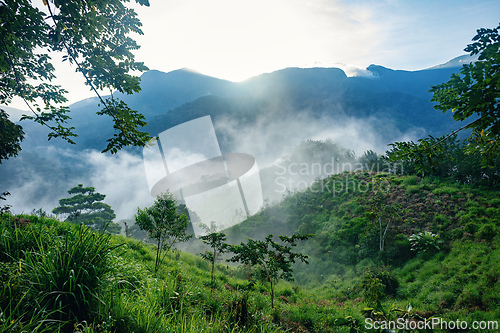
[222,171,500,324]
[18,61,465,153]
[2,60,475,221]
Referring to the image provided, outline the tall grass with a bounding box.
[2,185,500,333]
[0,296,60,333]
[0,215,58,262]
[24,224,120,329]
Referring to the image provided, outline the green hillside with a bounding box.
[2,169,499,332]
[224,171,500,330]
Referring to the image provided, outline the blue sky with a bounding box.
[7,0,500,110]
[129,0,499,80]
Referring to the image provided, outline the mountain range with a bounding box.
[0,56,475,219]
[16,55,473,155]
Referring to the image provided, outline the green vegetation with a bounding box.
[224,170,500,331]
[1,19,500,333]
[430,24,500,165]
[389,23,500,173]
[135,192,193,273]
[2,169,499,332]
[409,231,442,254]
[0,109,24,163]
[53,184,120,234]
[0,0,150,155]
[228,233,313,308]
[199,231,229,288]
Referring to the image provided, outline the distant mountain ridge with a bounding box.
[0,57,477,219]
[15,58,470,155]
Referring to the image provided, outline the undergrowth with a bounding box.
[1,172,499,332]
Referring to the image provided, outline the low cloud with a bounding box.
[1,102,424,228]
[2,148,154,222]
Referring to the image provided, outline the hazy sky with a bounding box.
[7,0,500,109]
[131,0,499,78]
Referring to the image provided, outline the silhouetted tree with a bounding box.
[53,184,120,233]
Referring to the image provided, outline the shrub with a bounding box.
[433,186,459,196]
[433,214,450,229]
[279,287,294,297]
[402,175,418,186]
[382,236,412,266]
[408,231,442,254]
[477,224,496,241]
[405,184,424,195]
[464,222,478,234]
[361,270,385,307]
[361,269,399,303]
[25,225,118,325]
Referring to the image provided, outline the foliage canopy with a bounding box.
[0,109,24,163]
[430,23,500,164]
[228,233,313,308]
[0,0,150,154]
[135,192,193,273]
[199,230,228,287]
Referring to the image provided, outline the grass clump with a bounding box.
[25,224,118,329]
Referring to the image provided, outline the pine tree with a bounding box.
[53,184,120,233]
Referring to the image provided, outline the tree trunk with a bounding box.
[211,247,216,287]
[155,237,161,273]
[380,218,391,251]
[270,278,274,308]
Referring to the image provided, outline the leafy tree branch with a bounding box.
[0,0,151,154]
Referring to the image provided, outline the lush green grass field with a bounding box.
[1,173,499,332]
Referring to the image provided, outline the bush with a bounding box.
[408,231,442,254]
[433,186,460,196]
[402,176,418,186]
[361,270,385,307]
[362,269,399,302]
[464,222,478,234]
[477,224,496,241]
[25,225,118,325]
[406,184,424,195]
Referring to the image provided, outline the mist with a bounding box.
[0,95,426,232]
[0,148,154,223]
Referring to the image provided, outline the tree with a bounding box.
[359,150,387,173]
[228,233,313,308]
[369,177,401,252]
[386,134,500,186]
[0,190,11,215]
[0,109,24,163]
[387,135,454,176]
[135,192,193,273]
[0,108,24,212]
[0,0,150,154]
[430,23,500,165]
[52,184,120,233]
[199,230,228,288]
